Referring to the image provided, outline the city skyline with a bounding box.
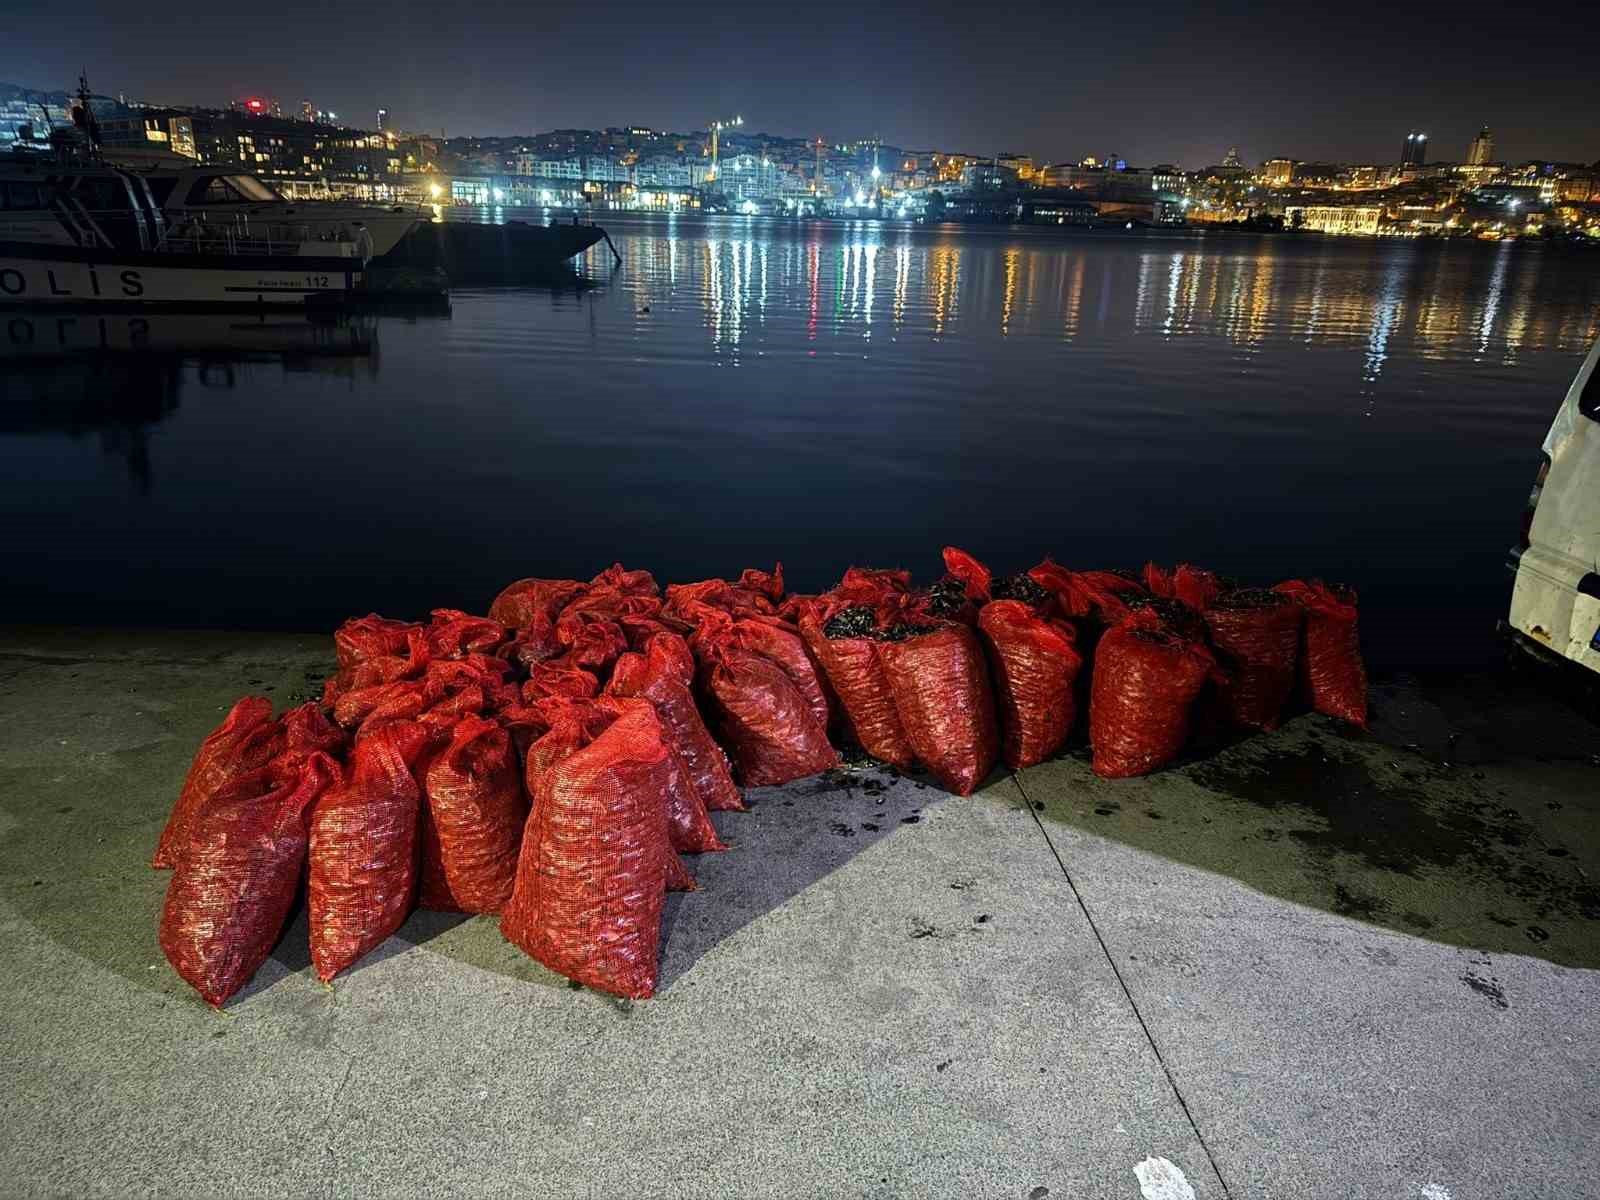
[11,0,1598,168]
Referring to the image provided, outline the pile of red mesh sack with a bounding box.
[153,553,1368,1006]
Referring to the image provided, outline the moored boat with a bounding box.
[1,157,366,306]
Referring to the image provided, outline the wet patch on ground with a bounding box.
[1185,737,1600,936]
[1018,678,1600,968]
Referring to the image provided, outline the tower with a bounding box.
[1401,131,1427,167]
[377,108,389,134]
[1467,126,1493,166]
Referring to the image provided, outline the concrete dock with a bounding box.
[0,628,1596,1199]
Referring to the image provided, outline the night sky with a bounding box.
[13,1,1597,167]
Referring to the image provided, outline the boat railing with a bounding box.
[153,211,369,261]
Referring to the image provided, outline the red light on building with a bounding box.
[244,97,267,113]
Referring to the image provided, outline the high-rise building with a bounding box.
[1466,126,1494,165]
[1401,131,1427,167]
[1221,146,1243,169]
[377,108,389,133]
[301,99,315,123]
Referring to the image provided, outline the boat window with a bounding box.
[226,174,282,201]
[184,174,282,204]
[74,176,132,215]
[3,182,45,210]
[144,177,178,206]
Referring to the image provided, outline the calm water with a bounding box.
[4,216,1598,668]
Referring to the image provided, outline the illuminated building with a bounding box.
[1221,146,1244,169]
[301,100,314,123]
[99,105,393,186]
[377,108,389,134]
[1285,205,1381,235]
[1262,158,1296,187]
[1151,164,1186,194]
[1466,126,1494,166]
[1153,195,1191,224]
[1401,131,1427,167]
[996,153,1035,181]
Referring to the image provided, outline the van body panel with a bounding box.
[1510,334,1600,676]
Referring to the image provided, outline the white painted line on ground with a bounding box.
[1417,1185,1453,1200]
[1134,1156,1197,1200]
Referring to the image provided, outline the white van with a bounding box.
[1508,332,1600,677]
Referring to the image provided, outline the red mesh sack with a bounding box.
[978,600,1084,769]
[425,608,506,659]
[1089,614,1216,778]
[695,617,838,787]
[487,578,587,630]
[324,628,431,706]
[334,615,420,670]
[523,663,601,703]
[618,613,688,649]
[612,637,743,813]
[159,752,341,1007]
[608,654,731,850]
[1275,580,1368,727]
[153,696,283,869]
[497,613,562,670]
[308,720,433,982]
[589,562,659,597]
[878,623,999,795]
[800,610,916,770]
[739,562,785,602]
[279,702,344,759]
[834,566,913,603]
[501,701,676,999]
[1144,563,1223,613]
[1029,563,1145,624]
[418,717,527,914]
[341,679,429,735]
[561,589,664,624]
[1201,589,1303,731]
[942,546,993,601]
[640,630,696,687]
[554,614,629,674]
[729,617,833,734]
[663,565,783,621]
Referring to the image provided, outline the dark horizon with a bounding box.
[12,1,1599,168]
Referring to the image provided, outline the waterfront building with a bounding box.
[996,153,1035,181]
[1286,204,1382,235]
[1346,164,1395,189]
[1151,164,1186,195]
[99,106,396,189]
[1466,126,1494,166]
[1153,195,1191,224]
[1401,131,1428,167]
[1262,158,1296,187]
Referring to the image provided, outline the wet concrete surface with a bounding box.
[0,627,1596,1198]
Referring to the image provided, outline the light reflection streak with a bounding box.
[638,224,1599,379]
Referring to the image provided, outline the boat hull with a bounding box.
[0,243,361,306]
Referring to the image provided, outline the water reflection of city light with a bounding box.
[893,243,910,331]
[1476,242,1509,363]
[1001,248,1019,337]
[601,224,1600,382]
